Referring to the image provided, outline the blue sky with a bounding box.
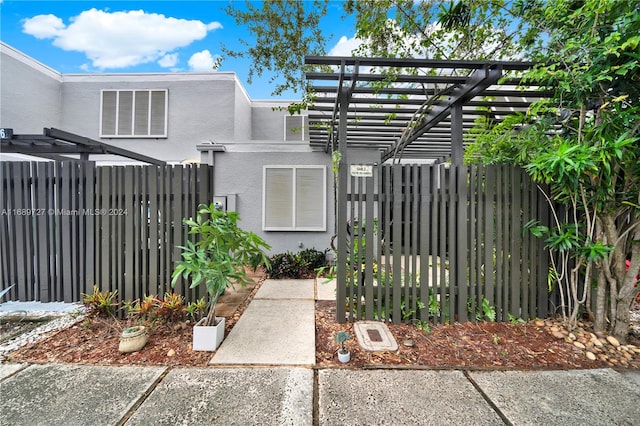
[0,1,360,99]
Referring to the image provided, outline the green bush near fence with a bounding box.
[267,248,328,279]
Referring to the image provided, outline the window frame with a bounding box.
[99,89,168,138]
[284,115,308,141]
[262,165,327,232]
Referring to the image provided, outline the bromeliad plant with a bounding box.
[171,203,271,327]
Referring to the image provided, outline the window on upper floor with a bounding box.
[263,165,326,231]
[100,89,168,138]
[284,115,308,141]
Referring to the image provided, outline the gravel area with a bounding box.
[0,303,85,362]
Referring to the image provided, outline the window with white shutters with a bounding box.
[100,89,168,138]
[263,165,326,231]
[284,115,308,141]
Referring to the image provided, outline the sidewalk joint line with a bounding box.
[463,370,513,426]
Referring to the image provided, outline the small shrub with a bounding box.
[268,248,328,279]
[125,295,161,322]
[298,248,327,271]
[124,293,187,323]
[156,292,186,322]
[268,252,299,279]
[82,285,118,318]
[185,297,207,323]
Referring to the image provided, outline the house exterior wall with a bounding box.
[58,73,240,163]
[251,101,289,140]
[212,150,334,254]
[0,44,62,133]
[233,80,252,140]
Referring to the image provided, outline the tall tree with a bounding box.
[466,0,640,342]
[223,0,525,97]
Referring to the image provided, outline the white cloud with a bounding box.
[328,35,364,57]
[22,14,66,39]
[22,9,223,69]
[158,53,178,68]
[188,50,219,71]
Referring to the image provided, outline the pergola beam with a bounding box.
[381,65,502,162]
[1,128,166,165]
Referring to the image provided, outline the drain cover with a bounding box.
[353,321,398,352]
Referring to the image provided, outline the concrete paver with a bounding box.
[210,299,316,365]
[0,364,165,426]
[470,368,640,426]
[127,367,313,426]
[211,279,316,365]
[316,278,336,301]
[0,362,26,380]
[254,279,315,300]
[318,369,504,426]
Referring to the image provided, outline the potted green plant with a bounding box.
[172,203,271,351]
[334,331,353,363]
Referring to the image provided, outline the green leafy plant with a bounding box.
[476,297,496,322]
[334,330,352,354]
[124,294,161,323]
[82,285,118,318]
[172,203,271,327]
[268,248,328,279]
[185,297,207,323]
[508,313,525,325]
[156,292,186,323]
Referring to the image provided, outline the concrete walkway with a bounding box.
[210,279,316,366]
[1,279,639,425]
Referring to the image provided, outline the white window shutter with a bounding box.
[285,115,304,141]
[101,91,117,135]
[264,168,294,229]
[295,168,324,229]
[117,91,133,135]
[150,90,166,136]
[134,91,150,135]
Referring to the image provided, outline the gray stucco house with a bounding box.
[1,42,382,255]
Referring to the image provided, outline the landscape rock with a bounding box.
[606,335,620,347]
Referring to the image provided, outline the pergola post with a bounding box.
[451,102,464,165]
[336,86,349,323]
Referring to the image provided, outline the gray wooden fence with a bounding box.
[338,164,550,324]
[0,161,212,304]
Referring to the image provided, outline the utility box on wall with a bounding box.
[213,194,237,212]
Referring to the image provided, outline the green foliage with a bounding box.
[82,285,118,318]
[507,313,526,325]
[224,0,527,100]
[466,0,640,339]
[123,292,188,324]
[479,297,496,322]
[222,0,329,98]
[172,203,271,326]
[185,297,207,323]
[334,330,352,353]
[123,295,160,322]
[268,248,328,279]
[332,150,342,175]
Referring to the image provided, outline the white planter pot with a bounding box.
[337,350,351,363]
[193,317,225,351]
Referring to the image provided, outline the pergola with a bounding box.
[0,127,165,165]
[304,57,549,164]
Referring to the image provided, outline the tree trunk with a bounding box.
[594,267,607,332]
[611,293,634,344]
